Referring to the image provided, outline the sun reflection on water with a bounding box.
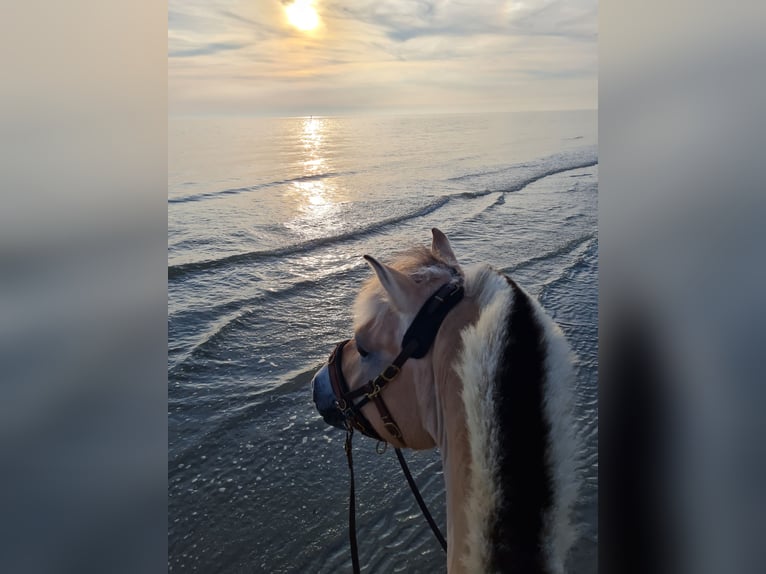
[284,117,348,240]
[301,117,325,176]
[296,179,331,207]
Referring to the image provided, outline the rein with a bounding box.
[344,428,447,574]
[329,279,464,572]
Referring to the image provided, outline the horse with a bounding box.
[311,228,582,574]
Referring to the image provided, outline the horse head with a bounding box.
[311,228,465,450]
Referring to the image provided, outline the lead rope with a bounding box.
[344,428,361,574]
[394,447,448,552]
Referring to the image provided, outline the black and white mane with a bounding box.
[457,264,580,574]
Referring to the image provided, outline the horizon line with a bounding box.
[169,107,598,120]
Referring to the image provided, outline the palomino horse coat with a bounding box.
[312,229,581,574]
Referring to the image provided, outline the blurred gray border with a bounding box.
[1,1,765,572]
[0,2,167,573]
[601,1,765,573]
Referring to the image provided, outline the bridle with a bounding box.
[328,279,465,444]
[324,278,464,573]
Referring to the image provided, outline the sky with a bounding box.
[168,0,597,117]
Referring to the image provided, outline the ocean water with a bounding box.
[168,111,598,573]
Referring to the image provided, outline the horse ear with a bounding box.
[431,228,459,267]
[363,255,420,314]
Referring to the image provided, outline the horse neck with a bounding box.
[427,297,479,574]
[432,316,471,574]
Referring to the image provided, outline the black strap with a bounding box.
[401,280,464,359]
[395,448,448,552]
[344,433,447,574]
[345,429,361,574]
[338,279,461,569]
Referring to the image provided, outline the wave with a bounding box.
[503,232,597,274]
[170,233,598,373]
[168,362,323,472]
[168,196,450,280]
[168,171,355,204]
[446,149,596,186]
[494,160,598,193]
[168,267,365,370]
[536,237,598,302]
[448,166,514,183]
[451,161,597,225]
[168,159,598,281]
[170,260,365,325]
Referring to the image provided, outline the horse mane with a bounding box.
[457,264,580,574]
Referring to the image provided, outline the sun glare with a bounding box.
[285,0,319,31]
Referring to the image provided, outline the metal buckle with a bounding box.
[376,441,388,454]
[366,382,381,400]
[384,421,403,439]
[380,365,400,382]
[337,399,357,422]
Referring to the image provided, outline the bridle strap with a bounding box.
[356,340,419,442]
[329,340,384,442]
[344,429,361,574]
[332,342,417,443]
[401,280,464,359]
[344,429,447,574]
[334,278,463,569]
[394,447,448,552]
[331,280,464,444]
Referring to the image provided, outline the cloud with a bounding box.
[329,0,596,42]
[169,42,245,59]
[168,0,597,115]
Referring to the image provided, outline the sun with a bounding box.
[284,0,319,31]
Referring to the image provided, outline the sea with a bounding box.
[168,110,598,573]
